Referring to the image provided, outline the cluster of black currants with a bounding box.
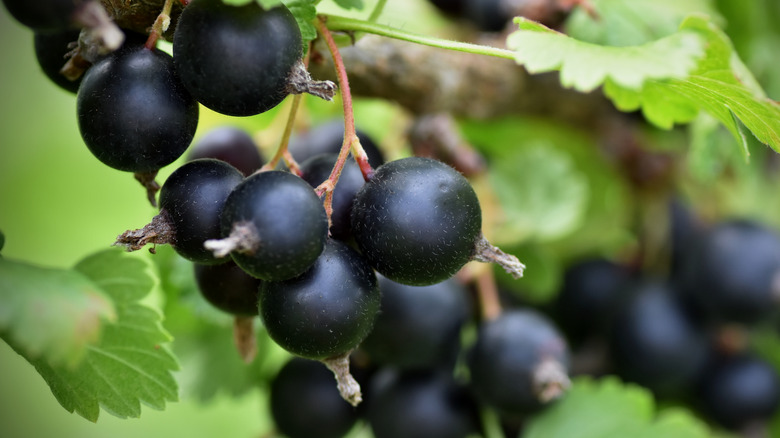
[5,0,334,205]
[116,120,528,419]
[553,203,780,433]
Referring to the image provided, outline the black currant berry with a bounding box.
[33,29,83,93]
[216,170,327,281]
[270,358,359,438]
[428,0,467,17]
[554,258,631,345]
[289,120,385,169]
[360,275,470,370]
[258,239,380,360]
[193,261,262,316]
[187,126,264,177]
[464,0,508,32]
[697,354,780,431]
[173,0,302,116]
[468,309,570,416]
[300,153,365,241]
[367,369,478,438]
[77,44,198,173]
[609,280,709,397]
[2,0,80,30]
[679,219,780,325]
[159,159,244,264]
[351,157,482,286]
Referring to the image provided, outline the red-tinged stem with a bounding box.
[145,0,175,49]
[282,150,303,177]
[476,267,502,321]
[315,16,375,184]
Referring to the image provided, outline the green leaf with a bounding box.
[0,258,116,368]
[565,0,723,46]
[285,0,318,45]
[507,18,705,92]
[524,377,654,438]
[8,249,179,422]
[523,377,710,438]
[332,0,363,10]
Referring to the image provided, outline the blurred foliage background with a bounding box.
[1,0,780,437]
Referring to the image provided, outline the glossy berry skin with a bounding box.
[468,309,569,416]
[270,358,359,438]
[351,157,482,286]
[367,369,478,438]
[187,126,264,177]
[258,239,380,359]
[159,159,244,264]
[609,280,709,397]
[679,220,780,325]
[193,261,262,316]
[33,30,82,93]
[360,275,470,369]
[173,0,301,116]
[554,258,631,345]
[220,170,328,281]
[698,354,780,430]
[289,120,385,169]
[2,0,79,30]
[77,45,198,172]
[300,153,365,241]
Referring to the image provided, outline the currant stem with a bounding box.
[322,15,516,60]
[133,171,161,207]
[472,234,526,279]
[145,0,176,49]
[113,209,176,252]
[321,351,362,407]
[233,316,257,364]
[476,267,502,321]
[287,60,337,101]
[75,1,124,54]
[203,221,260,258]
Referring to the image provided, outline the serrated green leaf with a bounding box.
[332,0,363,10]
[523,377,711,438]
[565,0,723,46]
[0,259,116,368]
[508,18,705,92]
[285,0,318,45]
[10,249,179,422]
[523,377,654,438]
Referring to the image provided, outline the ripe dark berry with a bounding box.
[554,258,631,345]
[300,153,365,241]
[351,157,482,286]
[217,170,328,281]
[77,44,198,173]
[270,358,359,438]
[428,0,467,17]
[159,159,244,264]
[468,309,570,416]
[187,126,264,177]
[697,354,780,430]
[464,0,508,32]
[679,220,780,325]
[289,120,385,169]
[367,369,478,438]
[258,239,380,359]
[33,29,82,93]
[609,280,709,397]
[360,275,470,369]
[173,0,302,116]
[2,0,80,30]
[193,261,262,316]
